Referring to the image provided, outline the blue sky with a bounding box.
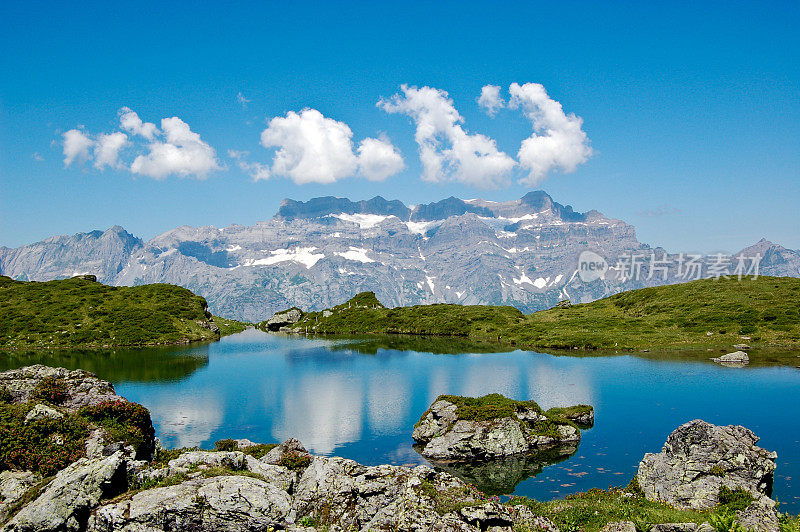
[1,1,798,252]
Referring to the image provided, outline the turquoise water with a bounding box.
[5,329,799,510]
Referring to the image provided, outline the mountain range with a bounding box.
[2,191,798,322]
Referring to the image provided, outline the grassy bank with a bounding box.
[285,276,800,350]
[0,275,247,350]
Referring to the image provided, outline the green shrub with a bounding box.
[0,386,12,403]
[33,377,68,405]
[79,400,154,456]
[709,464,726,477]
[0,403,88,476]
[214,438,238,452]
[718,486,754,512]
[278,451,312,471]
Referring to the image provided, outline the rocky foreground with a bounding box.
[0,365,792,531]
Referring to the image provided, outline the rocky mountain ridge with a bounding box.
[2,192,799,322]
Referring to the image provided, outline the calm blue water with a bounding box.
[7,329,799,510]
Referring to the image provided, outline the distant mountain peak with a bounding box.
[275,191,592,224]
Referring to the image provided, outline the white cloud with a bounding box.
[379,85,515,188]
[478,84,505,116]
[357,135,404,181]
[62,129,94,166]
[93,132,129,169]
[508,82,592,185]
[32,152,44,161]
[130,116,222,180]
[236,92,251,107]
[260,108,403,184]
[119,107,158,140]
[228,149,270,181]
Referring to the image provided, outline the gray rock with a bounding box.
[87,476,294,531]
[0,365,121,410]
[711,351,749,365]
[265,308,303,331]
[732,343,751,350]
[600,522,636,532]
[0,471,40,523]
[735,495,780,531]
[637,419,777,509]
[412,397,583,461]
[651,524,700,532]
[2,451,128,532]
[456,502,513,528]
[23,404,63,424]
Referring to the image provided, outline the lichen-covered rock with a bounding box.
[735,495,780,532]
[23,404,63,424]
[87,476,294,532]
[0,471,40,523]
[412,395,587,461]
[0,365,121,410]
[1,451,128,532]
[637,419,776,509]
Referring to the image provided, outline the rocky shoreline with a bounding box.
[0,366,793,531]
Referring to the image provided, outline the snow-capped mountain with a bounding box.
[2,191,797,321]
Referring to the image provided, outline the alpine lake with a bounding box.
[4,329,799,511]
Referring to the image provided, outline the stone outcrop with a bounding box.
[711,351,749,366]
[637,419,777,510]
[2,452,128,532]
[412,395,591,461]
[0,365,121,410]
[264,308,303,331]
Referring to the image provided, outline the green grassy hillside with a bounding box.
[287,276,800,350]
[0,275,247,349]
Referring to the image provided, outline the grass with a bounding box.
[0,275,237,349]
[287,276,800,350]
[212,316,250,337]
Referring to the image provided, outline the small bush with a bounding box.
[214,438,237,452]
[718,486,754,512]
[79,400,154,456]
[0,386,12,403]
[709,464,726,477]
[33,377,69,405]
[0,404,88,476]
[278,451,312,471]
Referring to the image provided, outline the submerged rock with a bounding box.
[637,419,776,510]
[412,394,591,461]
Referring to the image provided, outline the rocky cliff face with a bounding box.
[1,192,797,322]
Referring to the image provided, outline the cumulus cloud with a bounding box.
[93,132,129,169]
[131,116,221,179]
[508,82,592,185]
[380,85,515,188]
[259,108,403,184]
[119,107,158,140]
[62,129,94,166]
[228,149,270,181]
[63,109,222,180]
[478,84,505,116]
[356,135,404,181]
